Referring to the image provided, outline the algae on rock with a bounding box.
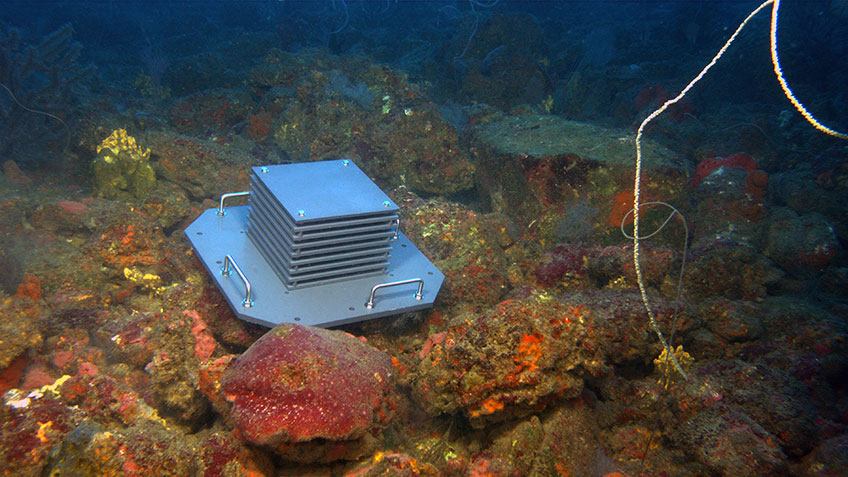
[474,114,677,168]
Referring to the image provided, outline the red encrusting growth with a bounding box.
[221,324,393,446]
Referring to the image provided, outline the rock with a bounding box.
[2,159,32,185]
[197,355,237,415]
[466,454,519,477]
[168,89,254,137]
[470,114,686,239]
[1,379,80,474]
[221,324,394,462]
[145,131,252,201]
[566,290,689,367]
[412,296,601,427]
[399,198,510,308]
[31,200,92,233]
[369,107,475,195]
[765,207,841,273]
[701,298,763,343]
[674,406,788,475]
[58,374,167,429]
[716,362,820,457]
[0,295,44,370]
[691,164,769,245]
[795,433,848,476]
[685,238,783,299]
[146,348,210,428]
[343,451,442,476]
[199,431,273,477]
[679,360,819,457]
[46,420,198,475]
[474,115,677,168]
[487,401,610,475]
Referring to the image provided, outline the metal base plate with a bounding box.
[185,206,444,328]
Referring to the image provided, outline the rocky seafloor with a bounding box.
[2,6,848,476]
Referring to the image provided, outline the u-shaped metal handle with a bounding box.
[217,191,250,216]
[221,254,253,307]
[365,278,423,309]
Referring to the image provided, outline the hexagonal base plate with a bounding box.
[186,206,443,328]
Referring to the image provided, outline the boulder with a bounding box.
[221,324,394,462]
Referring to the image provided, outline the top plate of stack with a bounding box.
[247,160,399,289]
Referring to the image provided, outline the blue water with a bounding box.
[3,1,846,133]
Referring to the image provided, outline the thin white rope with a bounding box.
[632,0,774,379]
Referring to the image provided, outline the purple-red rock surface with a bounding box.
[221,323,394,455]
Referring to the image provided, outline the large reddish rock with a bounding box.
[221,324,394,462]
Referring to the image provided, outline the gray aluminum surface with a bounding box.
[247,214,392,270]
[250,183,398,241]
[185,205,443,328]
[246,161,400,288]
[251,160,398,223]
[248,189,396,251]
